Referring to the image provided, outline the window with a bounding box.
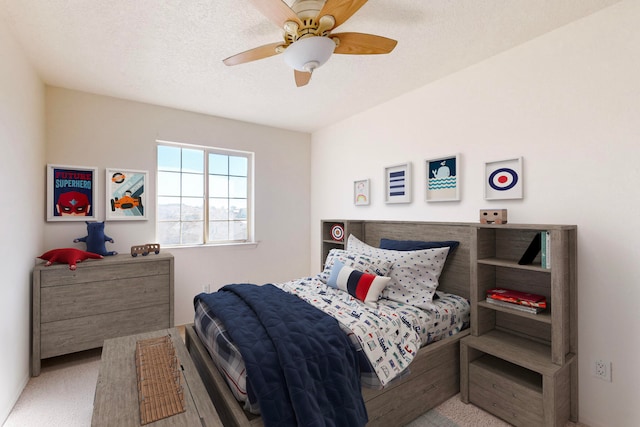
[156,142,253,246]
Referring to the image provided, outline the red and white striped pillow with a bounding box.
[327,260,391,306]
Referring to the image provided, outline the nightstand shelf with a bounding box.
[477,300,552,324]
[477,257,552,272]
[463,331,575,375]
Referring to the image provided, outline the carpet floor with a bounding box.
[3,347,588,427]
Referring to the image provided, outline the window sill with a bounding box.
[162,241,260,250]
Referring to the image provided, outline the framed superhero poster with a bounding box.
[47,164,97,221]
[105,168,147,220]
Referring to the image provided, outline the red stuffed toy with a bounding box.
[39,248,103,270]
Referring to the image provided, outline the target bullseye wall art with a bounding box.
[484,157,523,200]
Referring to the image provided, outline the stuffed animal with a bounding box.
[39,248,103,270]
[74,221,118,256]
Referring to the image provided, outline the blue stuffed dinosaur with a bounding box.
[74,221,117,256]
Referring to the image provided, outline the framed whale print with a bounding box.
[426,154,460,202]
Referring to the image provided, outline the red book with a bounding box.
[486,288,547,309]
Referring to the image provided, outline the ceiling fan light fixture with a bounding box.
[283,36,335,72]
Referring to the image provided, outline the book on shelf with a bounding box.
[486,287,547,309]
[485,297,545,314]
[541,231,546,268]
[541,230,551,269]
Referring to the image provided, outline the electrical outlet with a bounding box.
[593,359,612,382]
[202,284,211,293]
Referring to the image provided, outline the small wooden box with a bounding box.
[479,209,508,224]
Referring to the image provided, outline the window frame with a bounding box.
[156,140,255,247]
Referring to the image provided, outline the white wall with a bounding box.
[310,1,639,426]
[0,15,45,425]
[44,87,312,325]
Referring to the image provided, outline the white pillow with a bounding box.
[347,235,450,309]
[317,249,391,284]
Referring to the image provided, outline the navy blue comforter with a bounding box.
[194,284,367,427]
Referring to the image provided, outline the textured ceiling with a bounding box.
[0,0,620,133]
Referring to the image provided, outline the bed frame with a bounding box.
[185,221,472,427]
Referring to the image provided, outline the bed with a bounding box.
[185,221,472,427]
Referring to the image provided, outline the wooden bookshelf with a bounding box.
[461,224,578,427]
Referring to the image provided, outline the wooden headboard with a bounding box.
[359,221,472,300]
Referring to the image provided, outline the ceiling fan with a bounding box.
[223,0,398,87]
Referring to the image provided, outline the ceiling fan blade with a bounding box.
[294,70,312,87]
[248,0,302,28]
[317,0,368,29]
[332,32,397,55]
[223,42,285,66]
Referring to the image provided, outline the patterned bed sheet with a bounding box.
[193,276,469,414]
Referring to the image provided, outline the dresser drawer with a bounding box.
[41,274,169,322]
[41,304,171,358]
[40,258,171,287]
[469,355,543,427]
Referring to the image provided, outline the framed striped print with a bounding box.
[384,162,412,204]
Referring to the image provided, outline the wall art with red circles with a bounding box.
[484,157,523,200]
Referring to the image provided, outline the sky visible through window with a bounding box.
[157,144,250,245]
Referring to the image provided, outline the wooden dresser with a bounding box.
[32,252,174,376]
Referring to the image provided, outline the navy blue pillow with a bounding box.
[379,238,460,252]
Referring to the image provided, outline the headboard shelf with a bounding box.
[321,220,473,300]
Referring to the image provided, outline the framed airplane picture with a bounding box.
[105,168,148,220]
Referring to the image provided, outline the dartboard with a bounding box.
[488,168,519,191]
[330,224,344,241]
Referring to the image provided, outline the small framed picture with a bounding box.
[105,168,148,220]
[484,157,523,200]
[47,164,98,221]
[384,162,412,204]
[426,154,460,202]
[354,179,370,206]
